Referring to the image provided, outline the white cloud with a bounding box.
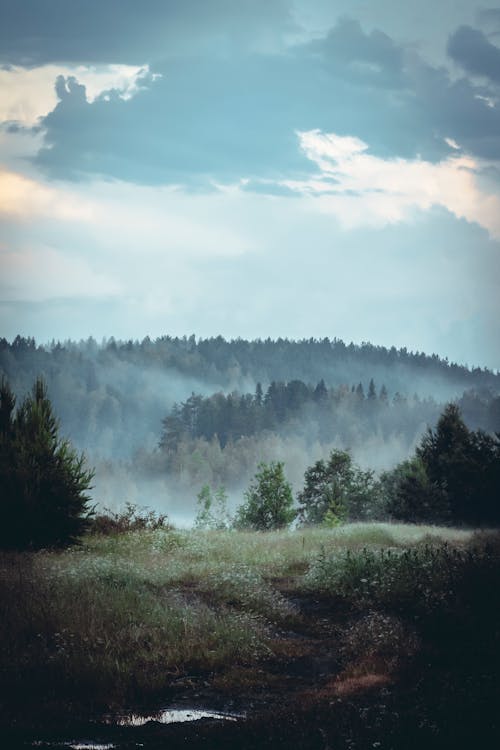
[0,243,121,301]
[0,64,150,125]
[0,169,94,221]
[1,153,499,369]
[0,170,254,310]
[475,94,496,109]
[282,129,500,237]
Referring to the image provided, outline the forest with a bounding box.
[1,334,499,524]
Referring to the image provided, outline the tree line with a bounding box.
[159,377,500,456]
[201,404,500,531]
[1,376,499,551]
[2,334,499,465]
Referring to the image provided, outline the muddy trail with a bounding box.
[2,583,498,750]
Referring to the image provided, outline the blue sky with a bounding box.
[1,1,499,368]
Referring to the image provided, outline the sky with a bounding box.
[1,1,500,370]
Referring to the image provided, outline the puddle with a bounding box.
[31,707,243,748]
[114,708,243,727]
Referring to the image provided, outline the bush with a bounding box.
[0,377,94,550]
[89,502,173,535]
[235,461,296,530]
[305,539,500,622]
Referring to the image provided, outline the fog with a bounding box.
[2,335,499,526]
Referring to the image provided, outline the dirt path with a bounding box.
[3,582,498,749]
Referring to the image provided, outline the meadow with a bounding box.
[1,521,499,749]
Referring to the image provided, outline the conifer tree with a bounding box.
[0,377,94,549]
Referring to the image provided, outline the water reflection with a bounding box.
[115,707,243,726]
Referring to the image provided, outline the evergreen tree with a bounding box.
[382,457,450,523]
[255,382,263,407]
[385,404,500,525]
[367,378,377,400]
[0,377,94,550]
[418,404,466,523]
[379,384,388,404]
[313,379,328,402]
[355,383,365,400]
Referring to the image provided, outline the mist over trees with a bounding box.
[1,334,499,521]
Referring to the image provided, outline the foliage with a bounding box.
[384,404,500,525]
[306,537,500,620]
[194,484,231,530]
[382,456,450,524]
[0,377,94,550]
[297,449,382,525]
[418,403,500,525]
[159,376,422,455]
[3,337,500,501]
[89,502,173,535]
[235,461,296,530]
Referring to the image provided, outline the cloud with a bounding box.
[0,243,121,302]
[1,180,499,369]
[477,8,500,29]
[15,16,500,188]
[448,25,500,84]
[0,168,255,258]
[0,0,296,66]
[31,58,314,183]
[304,17,405,89]
[0,168,93,220]
[0,64,150,126]
[276,130,500,237]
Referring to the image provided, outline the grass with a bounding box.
[0,521,492,730]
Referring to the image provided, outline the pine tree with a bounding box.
[367,378,377,400]
[0,377,94,550]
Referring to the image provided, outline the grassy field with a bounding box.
[1,522,499,748]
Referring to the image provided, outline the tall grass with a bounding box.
[0,522,479,721]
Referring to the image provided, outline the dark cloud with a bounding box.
[33,56,316,184]
[28,18,500,185]
[305,17,405,89]
[0,0,295,66]
[408,58,500,158]
[477,8,500,27]
[448,25,500,84]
